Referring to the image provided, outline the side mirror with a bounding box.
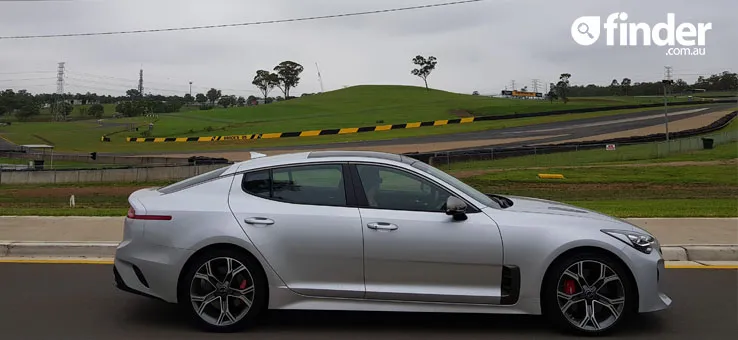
[445,196,468,221]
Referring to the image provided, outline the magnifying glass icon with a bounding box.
[578,23,594,39]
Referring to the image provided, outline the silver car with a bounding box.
[114,151,671,335]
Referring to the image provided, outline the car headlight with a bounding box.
[601,229,659,254]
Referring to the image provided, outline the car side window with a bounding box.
[355,164,451,212]
[242,164,347,207]
[242,170,270,198]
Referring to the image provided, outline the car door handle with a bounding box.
[244,217,274,225]
[367,222,398,231]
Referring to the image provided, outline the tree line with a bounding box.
[547,71,737,102]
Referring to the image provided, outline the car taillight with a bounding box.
[127,206,172,220]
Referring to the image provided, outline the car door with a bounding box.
[351,163,504,304]
[228,162,365,299]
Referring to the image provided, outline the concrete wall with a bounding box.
[0,164,228,185]
[0,151,190,166]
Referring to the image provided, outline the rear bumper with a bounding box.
[114,237,194,303]
[113,264,164,302]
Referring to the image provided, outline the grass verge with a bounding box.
[1,163,735,217]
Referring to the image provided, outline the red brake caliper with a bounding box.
[239,279,248,290]
[564,279,576,295]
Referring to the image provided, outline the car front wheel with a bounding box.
[179,248,266,332]
[543,252,636,336]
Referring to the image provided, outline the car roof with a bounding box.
[226,150,418,174]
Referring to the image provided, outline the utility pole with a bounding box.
[662,66,673,149]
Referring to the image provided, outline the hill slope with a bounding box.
[146,85,668,137]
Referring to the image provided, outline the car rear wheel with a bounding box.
[542,252,635,336]
[179,248,267,332]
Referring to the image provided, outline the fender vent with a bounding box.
[500,265,521,305]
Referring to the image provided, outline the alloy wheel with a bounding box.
[556,260,626,332]
[189,257,255,327]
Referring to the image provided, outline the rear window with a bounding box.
[158,166,230,194]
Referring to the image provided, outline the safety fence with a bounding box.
[124,99,736,143]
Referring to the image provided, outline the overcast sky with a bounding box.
[0,0,735,97]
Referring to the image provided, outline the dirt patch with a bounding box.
[450,159,738,178]
[449,109,473,118]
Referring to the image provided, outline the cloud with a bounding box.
[0,0,734,97]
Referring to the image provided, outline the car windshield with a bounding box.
[411,160,501,209]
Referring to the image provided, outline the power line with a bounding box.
[0,0,486,40]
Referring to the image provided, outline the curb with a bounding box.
[0,242,737,262]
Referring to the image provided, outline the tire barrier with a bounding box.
[124,100,736,143]
[404,110,738,165]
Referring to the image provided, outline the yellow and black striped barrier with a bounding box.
[126,117,476,143]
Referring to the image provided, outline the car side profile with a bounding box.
[114,150,671,336]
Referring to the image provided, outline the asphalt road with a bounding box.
[260,103,736,153]
[0,264,736,339]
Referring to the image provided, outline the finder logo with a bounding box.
[571,12,712,56]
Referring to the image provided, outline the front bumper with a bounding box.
[625,248,673,313]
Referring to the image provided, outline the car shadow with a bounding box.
[121,296,667,337]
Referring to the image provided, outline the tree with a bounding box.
[237,96,246,107]
[273,61,304,99]
[621,78,632,96]
[410,55,438,91]
[126,89,141,99]
[88,103,105,118]
[556,73,571,103]
[183,93,194,103]
[195,93,207,104]
[252,70,279,101]
[610,79,620,95]
[206,88,221,105]
[217,95,236,108]
[546,83,558,103]
[14,102,40,121]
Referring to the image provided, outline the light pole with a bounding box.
[189,81,193,97]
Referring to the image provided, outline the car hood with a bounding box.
[500,195,630,225]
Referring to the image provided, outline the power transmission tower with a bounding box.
[53,62,66,121]
[138,68,144,95]
[531,79,540,93]
[56,62,65,95]
[315,62,325,93]
[510,80,516,91]
[662,66,674,148]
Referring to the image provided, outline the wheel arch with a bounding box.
[539,245,640,312]
[176,242,269,307]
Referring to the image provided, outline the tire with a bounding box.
[178,248,267,333]
[542,251,636,336]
